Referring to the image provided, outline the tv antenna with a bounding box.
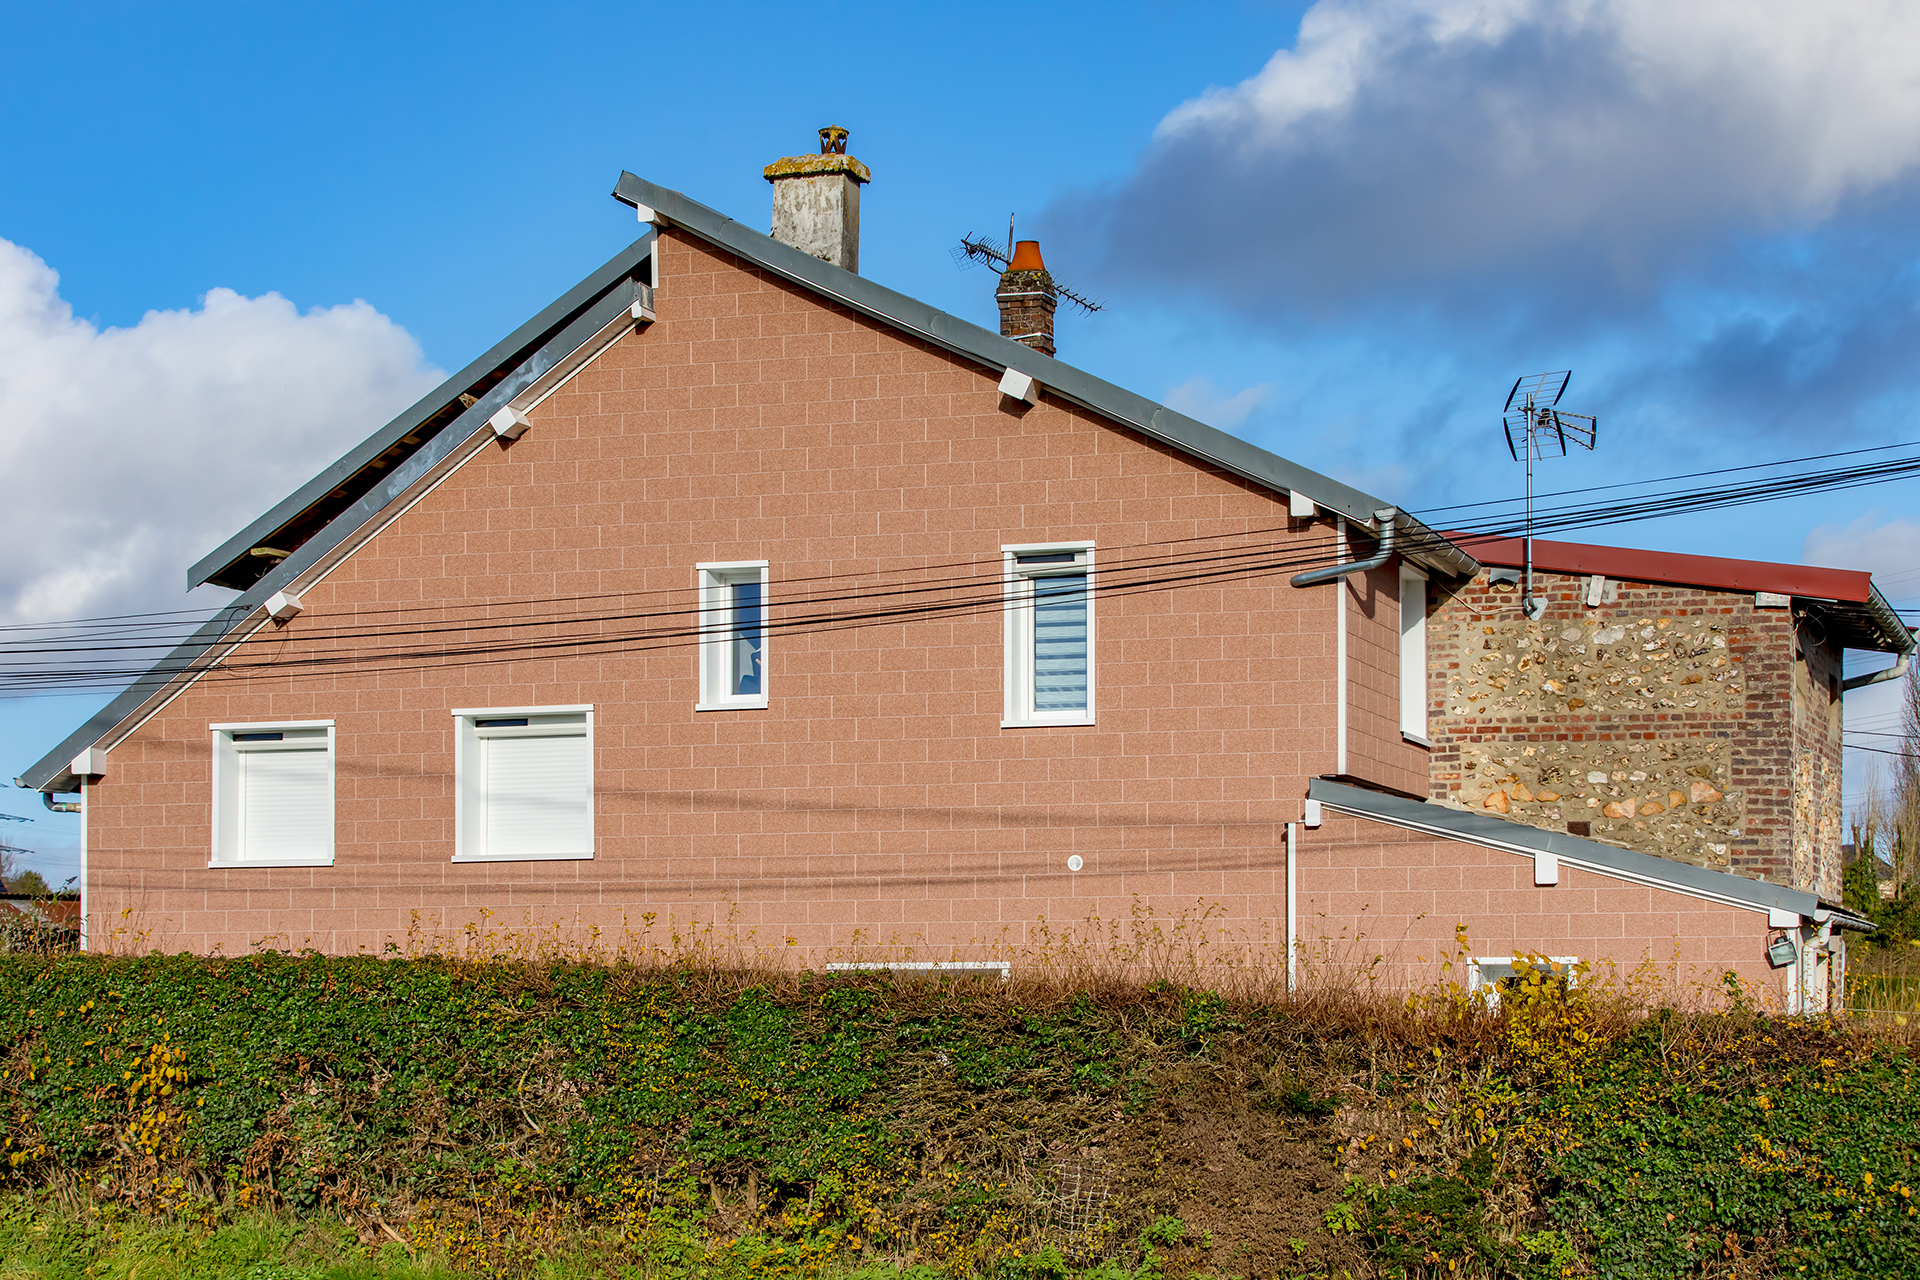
[951,215,1105,315]
[1501,370,1597,620]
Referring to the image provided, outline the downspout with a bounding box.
[1285,822,1298,996]
[1290,508,1399,588]
[1842,650,1910,692]
[1294,510,1396,776]
[1841,590,1914,691]
[42,791,79,814]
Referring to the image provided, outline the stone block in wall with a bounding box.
[1440,614,1742,720]
[1447,739,1738,870]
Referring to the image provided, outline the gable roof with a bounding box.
[17,173,1476,793]
[1450,534,1913,655]
[611,173,1475,583]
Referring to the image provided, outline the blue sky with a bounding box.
[4,0,1919,881]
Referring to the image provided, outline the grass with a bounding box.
[0,1197,457,1280]
[1846,944,1920,1019]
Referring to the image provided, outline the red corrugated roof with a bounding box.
[1444,534,1875,603]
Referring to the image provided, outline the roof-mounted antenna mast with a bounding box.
[1501,371,1597,621]
[950,218,1105,316]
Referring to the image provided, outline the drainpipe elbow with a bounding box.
[1843,650,1911,693]
[1290,508,1399,588]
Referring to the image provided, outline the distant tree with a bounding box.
[7,870,49,897]
[1897,665,1920,890]
[1843,843,1882,923]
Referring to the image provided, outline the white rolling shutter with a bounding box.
[238,747,331,860]
[481,732,591,857]
[213,723,335,865]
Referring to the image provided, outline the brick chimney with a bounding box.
[764,126,871,273]
[996,241,1056,357]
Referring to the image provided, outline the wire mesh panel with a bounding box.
[1051,1156,1113,1257]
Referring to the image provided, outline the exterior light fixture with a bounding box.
[1766,935,1799,969]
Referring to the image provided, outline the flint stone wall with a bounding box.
[1426,569,1843,899]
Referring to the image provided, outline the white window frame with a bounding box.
[1003,542,1096,727]
[696,562,770,711]
[452,705,595,862]
[209,720,336,868]
[1468,956,1579,1005]
[1400,563,1430,744]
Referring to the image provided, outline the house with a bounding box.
[14,132,1904,1009]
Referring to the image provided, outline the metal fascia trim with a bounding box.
[20,284,646,792]
[1305,778,1819,918]
[187,237,659,590]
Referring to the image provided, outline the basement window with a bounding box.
[697,563,769,710]
[452,707,594,861]
[1468,956,1579,1006]
[1003,544,1094,727]
[210,721,335,867]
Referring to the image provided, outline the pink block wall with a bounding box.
[83,230,1358,960]
[1296,813,1786,1005]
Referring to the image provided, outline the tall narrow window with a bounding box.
[1400,564,1429,742]
[698,563,770,710]
[453,707,593,861]
[211,721,335,866]
[1004,544,1094,726]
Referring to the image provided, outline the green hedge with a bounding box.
[0,953,1915,1279]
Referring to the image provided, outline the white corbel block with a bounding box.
[632,202,664,226]
[630,299,656,323]
[1769,906,1804,928]
[265,591,303,622]
[70,747,108,777]
[1303,798,1323,828]
[998,368,1040,405]
[490,406,531,440]
[1534,848,1559,886]
[1290,490,1318,518]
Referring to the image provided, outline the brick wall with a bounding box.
[1427,568,1843,897]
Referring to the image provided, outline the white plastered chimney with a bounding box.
[764,126,871,273]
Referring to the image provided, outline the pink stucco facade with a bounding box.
[71,228,1792,1002]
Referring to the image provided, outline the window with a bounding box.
[697,563,768,710]
[1400,564,1429,743]
[1003,543,1094,726]
[1468,956,1578,1005]
[210,721,334,866]
[453,707,593,861]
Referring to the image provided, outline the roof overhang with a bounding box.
[1449,534,1914,655]
[611,173,1479,583]
[20,172,1480,790]
[188,235,661,592]
[1306,777,1823,921]
[20,276,655,793]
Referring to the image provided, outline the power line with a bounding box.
[8,445,1920,695]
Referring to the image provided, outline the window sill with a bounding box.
[695,700,769,712]
[207,857,334,869]
[452,851,595,863]
[1002,717,1095,729]
[1402,731,1432,748]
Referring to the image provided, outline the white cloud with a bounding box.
[1802,512,1920,588]
[1163,376,1273,429]
[1057,0,1920,311]
[0,238,442,626]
